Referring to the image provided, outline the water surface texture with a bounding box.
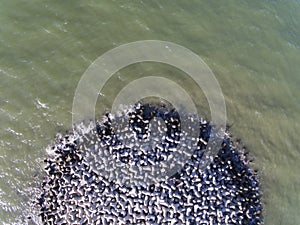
[0,0,299,224]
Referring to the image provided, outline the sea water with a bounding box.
[0,0,299,224]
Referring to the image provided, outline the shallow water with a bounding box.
[0,0,299,224]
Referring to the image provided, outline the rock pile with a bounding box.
[38,104,262,225]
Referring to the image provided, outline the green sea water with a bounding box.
[0,0,299,224]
